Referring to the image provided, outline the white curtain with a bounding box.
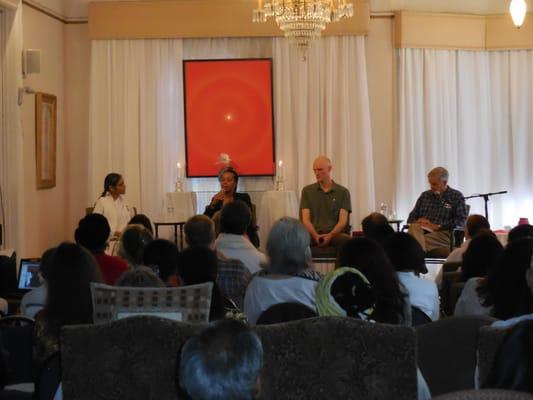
[0,2,24,250]
[89,36,375,227]
[397,48,533,228]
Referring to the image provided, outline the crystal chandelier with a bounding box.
[253,0,354,49]
[509,0,527,28]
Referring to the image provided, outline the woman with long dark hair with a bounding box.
[93,172,134,238]
[337,237,409,325]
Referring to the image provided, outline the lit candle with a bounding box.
[278,160,284,180]
[177,162,182,180]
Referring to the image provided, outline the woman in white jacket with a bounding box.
[93,173,134,239]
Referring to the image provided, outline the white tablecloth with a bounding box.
[257,190,299,249]
[161,192,197,222]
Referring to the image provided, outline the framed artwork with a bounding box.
[183,58,275,177]
[35,92,57,189]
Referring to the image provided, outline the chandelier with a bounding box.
[253,0,354,49]
[509,0,527,28]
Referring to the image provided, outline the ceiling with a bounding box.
[33,0,515,21]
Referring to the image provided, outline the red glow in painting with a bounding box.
[183,59,275,177]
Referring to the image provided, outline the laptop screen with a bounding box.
[18,258,42,290]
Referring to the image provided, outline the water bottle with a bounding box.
[380,202,388,216]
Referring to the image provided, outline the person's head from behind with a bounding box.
[178,248,218,286]
[266,217,311,274]
[220,200,251,236]
[47,242,102,327]
[116,267,165,288]
[483,320,533,393]
[461,232,503,281]
[384,232,426,274]
[185,215,215,249]
[465,214,491,240]
[75,213,110,254]
[117,224,153,267]
[128,214,153,235]
[427,166,448,194]
[39,247,56,283]
[337,237,406,324]
[143,239,179,284]
[316,267,376,320]
[361,213,394,246]
[508,224,533,243]
[179,319,263,400]
[101,172,125,198]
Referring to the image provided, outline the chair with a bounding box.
[34,352,61,400]
[90,282,213,324]
[256,302,317,325]
[477,325,509,389]
[411,306,432,326]
[416,316,496,396]
[433,389,533,400]
[60,316,418,400]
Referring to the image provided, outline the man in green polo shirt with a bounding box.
[300,156,352,248]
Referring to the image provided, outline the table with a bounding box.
[257,190,299,249]
[156,192,197,248]
[388,219,404,232]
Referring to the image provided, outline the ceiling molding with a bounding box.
[23,0,87,23]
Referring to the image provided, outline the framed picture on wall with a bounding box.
[35,92,57,189]
[183,58,275,177]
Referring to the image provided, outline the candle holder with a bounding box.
[276,177,285,191]
[175,179,183,192]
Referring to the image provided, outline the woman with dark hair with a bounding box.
[384,232,440,321]
[337,237,409,325]
[117,224,153,268]
[93,172,134,238]
[476,237,533,320]
[204,167,259,248]
[33,242,102,366]
[454,233,505,316]
[244,217,321,325]
[143,239,180,286]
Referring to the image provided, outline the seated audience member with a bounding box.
[128,214,154,235]
[178,248,229,321]
[244,218,321,325]
[508,223,533,243]
[446,214,491,263]
[75,213,129,285]
[315,267,431,400]
[475,237,533,321]
[407,167,467,253]
[34,242,102,366]
[483,320,533,393]
[179,319,263,400]
[385,233,440,321]
[116,267,165,288]
[143,239,179,286]
[454,233,504,316]
[255,303,317,325]
[20,247,55,318]
[337,237,410,325]
[117,224,153,268]
[300,156,351,249]
[185,215,250,309]
[204,167,260,248]
[215,201,266,274]
[361,212,394,247]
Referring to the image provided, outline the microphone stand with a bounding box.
[464,190,508,221]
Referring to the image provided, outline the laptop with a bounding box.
[17,258,42,291]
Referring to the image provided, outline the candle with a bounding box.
[177,162,182,180]
[278,160,284,180]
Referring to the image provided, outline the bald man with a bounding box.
[300,156,352,248]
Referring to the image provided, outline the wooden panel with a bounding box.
[88,0,369,40]
[394,11,486,50]
[486,14,533,49]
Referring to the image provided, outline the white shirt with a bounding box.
[93,194,133,235]
[244,274,318,325]
[454,277,492,317]
[20,283,47,318]
[397,271,440,321]
[215,233,267,274]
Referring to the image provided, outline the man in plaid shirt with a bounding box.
[184,215,251,310]
[407,167,467,253]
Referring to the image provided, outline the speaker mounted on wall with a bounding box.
[22,49,41,78]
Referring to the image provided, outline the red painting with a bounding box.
[183,59,275,177]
